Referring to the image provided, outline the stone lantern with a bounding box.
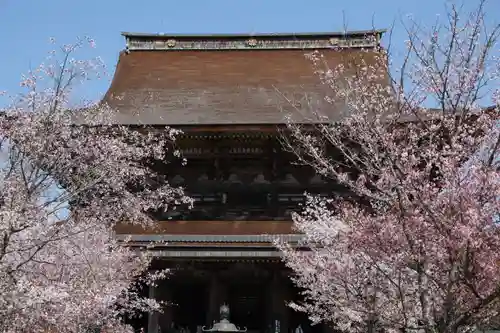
[202,304,247,332]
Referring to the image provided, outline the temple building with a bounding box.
[105,30,386,333]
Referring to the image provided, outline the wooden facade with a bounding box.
[106,30,386,333]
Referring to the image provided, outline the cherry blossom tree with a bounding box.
[278,1,500,332]
[0,38,191,333]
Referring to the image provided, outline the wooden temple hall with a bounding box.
[107,30,386,333]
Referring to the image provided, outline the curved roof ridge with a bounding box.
[123,29,386,52]
[121,29,387,39]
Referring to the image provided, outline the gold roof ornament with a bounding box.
[329,37,339,46]
[246,38,258,47]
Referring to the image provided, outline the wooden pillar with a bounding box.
[158,281,173,332]
[266,277,274,332]
[281,280,290,333]
[271,271,289,333]
[207,273,220,325]
[148,282,159,333]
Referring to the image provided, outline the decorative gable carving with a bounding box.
[280,173,300,185]
[171,175,184,184]
[253,173,270,184]
[309,174,324,185]
[198,174,209,182]
[224,173,242,184]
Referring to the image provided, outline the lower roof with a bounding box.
[120,234,303,258]
[148,249,283,258]
[115,220,296,235]
[116,233,302,243]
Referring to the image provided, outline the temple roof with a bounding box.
[102,30,387,125]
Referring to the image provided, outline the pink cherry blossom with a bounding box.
[0,39,191,332]
[279,1,500,333]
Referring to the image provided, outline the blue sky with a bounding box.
[1,0,498,106]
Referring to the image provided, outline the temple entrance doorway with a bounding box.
[142,260,321,333]
[227,280,267,333]
[170,280,207,333]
